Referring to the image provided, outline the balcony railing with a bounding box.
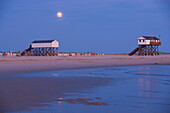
[150,42,161,45]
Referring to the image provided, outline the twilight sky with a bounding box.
[0,0,170,54]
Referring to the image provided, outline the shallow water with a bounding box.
[0,65,170,113]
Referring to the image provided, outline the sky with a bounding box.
[0,0,170,54]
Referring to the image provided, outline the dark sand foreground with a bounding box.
[0,55,170,75]
[0,75,112,112]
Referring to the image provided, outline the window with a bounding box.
[143,40,145,42]
[139,40,141,42]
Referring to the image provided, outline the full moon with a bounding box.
[57,12,63,18]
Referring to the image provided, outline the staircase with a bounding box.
[21,45,32,56]
[129,47,139,56]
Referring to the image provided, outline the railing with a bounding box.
[150,42,161,45]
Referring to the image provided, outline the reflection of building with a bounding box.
[21,40,59,56]
[138,77,157,91]
[138,76,159,99]
[129,36,161,56]
[137,67,159,98]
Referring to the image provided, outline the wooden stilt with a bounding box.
[138,45,160,56]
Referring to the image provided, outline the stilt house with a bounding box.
[21,40,59,56]
[138,36,160,45]
[129,36,161,56]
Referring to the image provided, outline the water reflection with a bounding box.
[138,76,159,98]
[136,66,170,113]
[0,75,113,113]
[137,66,160,98]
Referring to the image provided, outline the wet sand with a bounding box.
[0,55,170,75]
[0,75,113,113]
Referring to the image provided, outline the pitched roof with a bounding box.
[32,40,55,43]
[142,36,159,40]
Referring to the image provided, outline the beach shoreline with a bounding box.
[0,54,170,75]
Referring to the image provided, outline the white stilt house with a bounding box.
[138,36,160,45]
[21,40,59,56]
[31,40,59,48]
[129,36,161,56]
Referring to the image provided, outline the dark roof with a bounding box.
[142,36,159,40]
[32,40,55,43]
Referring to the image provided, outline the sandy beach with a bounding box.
[0,54,170,75]
[1,56,170,113]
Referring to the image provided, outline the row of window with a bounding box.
[139,40,159,43]
[139,40,145,42]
